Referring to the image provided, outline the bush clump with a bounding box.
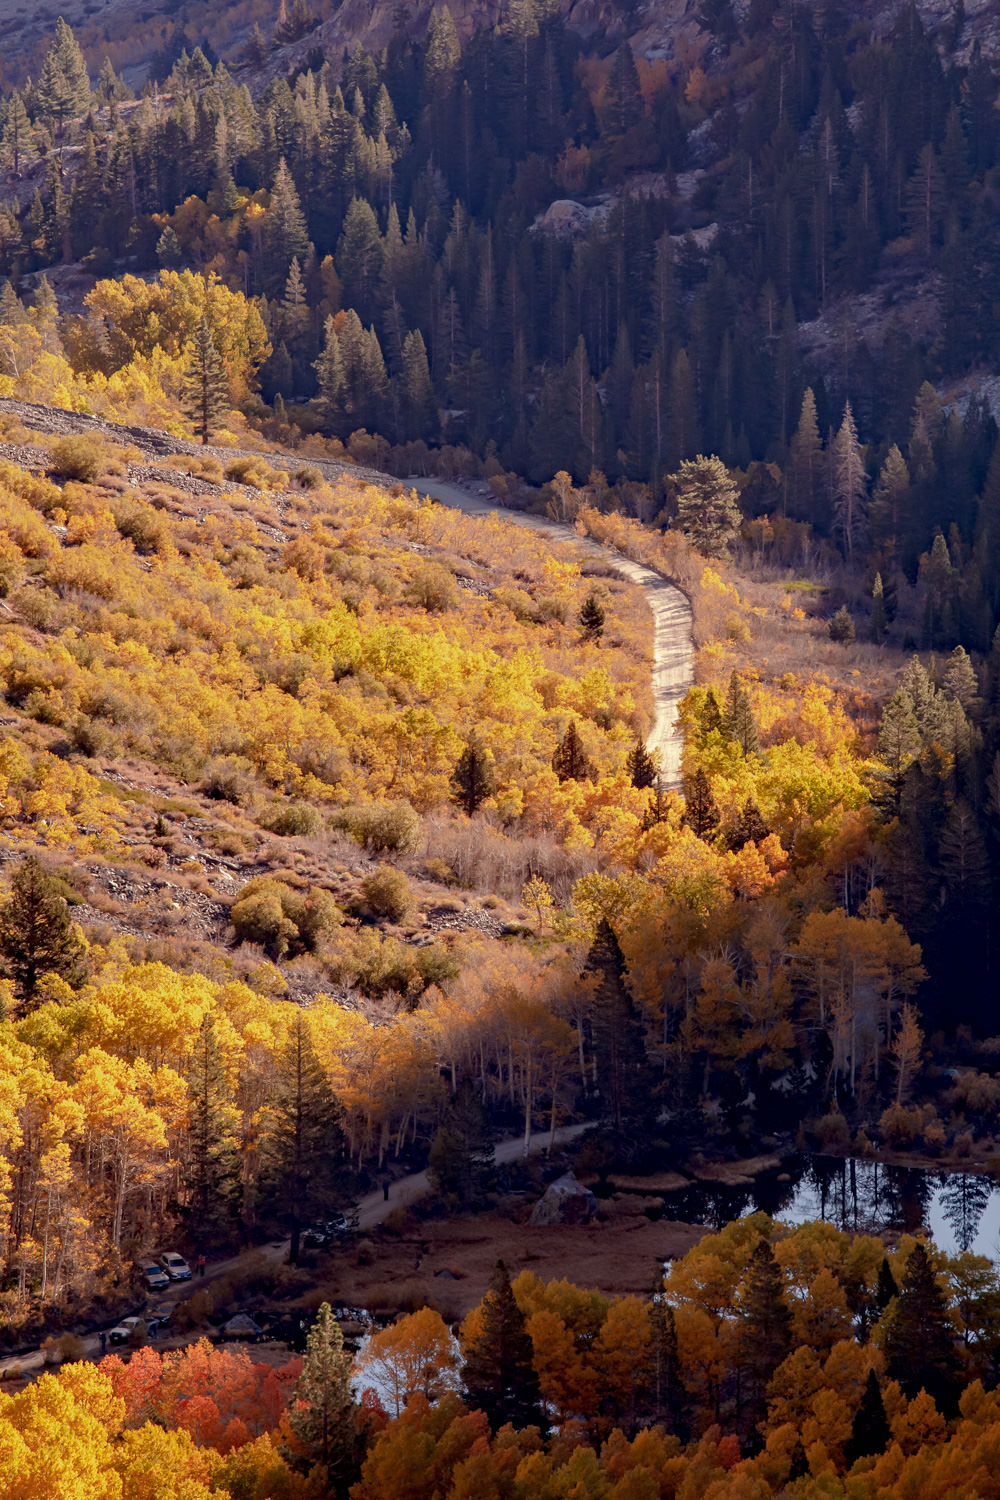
[294,464,325,490]
[224,455,288,490]
[405,561,459,612]
[260,801,323,837]
[198,755,255,806]
[358,864,414,923]
[230,877,342,958]
[332,800,420,854]
[49,434,125,483]
[112,499,168,556]
[324,927,457,998]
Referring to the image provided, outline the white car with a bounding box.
[108,1316,143,1345]
[157,1251,192,1281]
[141,1263,170,1291]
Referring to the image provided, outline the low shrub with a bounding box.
[168,453,224,482]
[231,877,342,958]
[358,865,414,922]
[260,801,323,837]
[294,464,325,490]
[815,1110,851,1152]
[49,434,124,483]
[405,561,458,612]
[224,455,288,490]
[332,801,420,854]
[199,755,255,806]
[112,499,168,555]
[878,1102,923,1147]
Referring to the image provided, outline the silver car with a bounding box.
[157,1251,192,1281]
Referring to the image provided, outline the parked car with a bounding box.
[304,1214,354,1249]
[301,1224,332,1250]
[141,1263,170,1292]
[108,1316,143,1345]
[157,1251,192,1281]
[146,1308,171,1335]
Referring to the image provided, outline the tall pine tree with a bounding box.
[282,1302,360,1494]
[184,1012,241,1248]
[462,1259,544,1431]
[183,317,230,444]
[259,1012,351,1262]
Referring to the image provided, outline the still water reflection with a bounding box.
[660,1157,1000,1259]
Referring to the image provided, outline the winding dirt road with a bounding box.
[409,479,694,790]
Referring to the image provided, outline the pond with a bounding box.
[658,1156,1000,1260]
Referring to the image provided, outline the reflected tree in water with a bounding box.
[939,1173,994,1253]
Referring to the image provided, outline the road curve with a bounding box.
[409,478,694,790]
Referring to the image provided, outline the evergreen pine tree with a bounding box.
[282,1302,359,1493]
[400,328,436,439]
[648,1297,685,1436]
[183,316,230,444]
[552,720,596,783]
[245,22,270,66]
[877,688,921,774]
[424,4,461,91]
[699,687,724,740]
[739,1237,792,1435]
[942,644,979,707]
[723,671,759,755]
[156,226,183,267]
[266,158,311,289]
[870,446,911,561]
[832,400,867,558]
[828,604,856,642]
[725,798,769,851]
[314,316,345,432]
[462,1259,545,1432]
[605,40,643,138]
[259,1012,350,1263]
[871,572,888,643]
[427,1079,495,1207]
[665,348,699,470]
[578,593,605,642]
[883,1241,962,1415]
[36,18,90,136]
[683,767,720,841]
[787,388,823,524]
[96,57,124,105]
[584,918,651,1131]
[0,855,86,1007]
[876,1255,899,1311]
[184,1012,241,1247]
[0,92,32,175]
[671,453,742,558]
[626,737,658,790]
[450,736,495,815]
[0,280,26,326]
[335,196,383,324]
[845,1369,891,1466]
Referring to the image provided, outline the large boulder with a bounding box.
[529,1171,599,1226]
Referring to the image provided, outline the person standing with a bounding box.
[99,1330,107,1357]
[197,1252,206,1278]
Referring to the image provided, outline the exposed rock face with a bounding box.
[264,0,1000,85]
[528,1171,600,1226]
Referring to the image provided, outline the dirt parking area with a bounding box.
[327,1209,707,1321]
